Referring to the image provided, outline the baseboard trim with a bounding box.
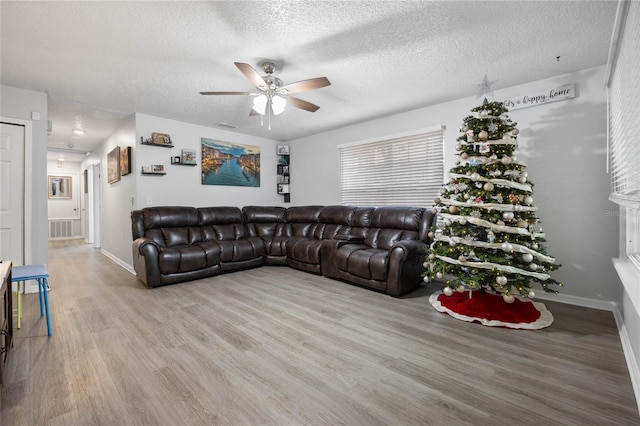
[536,292,639,412]
[100,249,136,275]
[535,291,617,311]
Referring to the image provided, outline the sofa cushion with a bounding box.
[198,206,244,225]
[159,245,210,274]
[216,237,265,263]
[334,245,389,281]
[141,207,200,247]
[243,206,287,259]
[364,207,425,249]
[287,237,323,265]
[144,206,199,229]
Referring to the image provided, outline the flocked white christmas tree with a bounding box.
[423,99,561,303]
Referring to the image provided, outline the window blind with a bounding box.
[339,127,444,206]
[608,0,639,206]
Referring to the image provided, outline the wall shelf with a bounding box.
[141,141,174,148]
[141,172,166,176]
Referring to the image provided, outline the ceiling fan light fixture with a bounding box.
[252,94,268,115]
[72,127,85,135]
[271,95,287,115]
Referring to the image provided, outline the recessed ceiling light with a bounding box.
[72,128,86,135]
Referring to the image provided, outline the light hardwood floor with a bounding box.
[1,239,638,425]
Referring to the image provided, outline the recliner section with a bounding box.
[131,205,436,296]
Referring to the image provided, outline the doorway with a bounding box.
[0,122,26,264]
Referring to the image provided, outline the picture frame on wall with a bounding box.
[107,146,121,184]
[277,145,290,155]
[48,175,72,199]
[120,146,132,176]
[152,132,172,146]
[181,149,196,165]
[277,183,290,194]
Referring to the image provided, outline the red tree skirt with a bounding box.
[429,290,553,330]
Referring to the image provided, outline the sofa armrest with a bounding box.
[132,237,163,287]
[387,240,427,296]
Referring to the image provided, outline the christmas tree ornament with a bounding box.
[483,182,494,191]
[461,152,469,159]
[517,220,528,228]
[478,130,489,141]
[529,263,538,271]
[528,291,536,298]
[503,294,515,304]
[423,275,430,283]
[423,262,429,268]
[449,205,458,214]
[470,172,481,181]
[524,196,533,205]
[522,253,534,263]
[501,242,513,252]
[503,212,514,220]
[501,156,512,165]
[456,285,466,293]
[436,271,443,279]
[512,128,520,135]
[458,255,467,262]
[496,275,508,285]
[443,286,453,296]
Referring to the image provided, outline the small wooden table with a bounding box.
[11,264,51,337]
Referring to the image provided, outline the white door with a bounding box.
[0,123,25,263]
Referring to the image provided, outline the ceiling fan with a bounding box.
[200,61,331,124]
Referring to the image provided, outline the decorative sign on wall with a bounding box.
[501,83,575,111]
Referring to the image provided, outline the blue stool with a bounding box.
[11,264,52,336]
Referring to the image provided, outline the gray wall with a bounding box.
[0,84,48,265]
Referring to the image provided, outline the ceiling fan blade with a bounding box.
[279,77,331,95]
[235,62,267,91]
[199,91,253,95]
[288,96,320,113]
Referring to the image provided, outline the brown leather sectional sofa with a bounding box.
[131,205,436,296]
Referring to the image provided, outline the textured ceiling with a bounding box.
[0,1,617,162]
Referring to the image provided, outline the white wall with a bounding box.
[290,66,619,305]
[134,113,283,209]
[0,85,48,265]
[83,114,137,269]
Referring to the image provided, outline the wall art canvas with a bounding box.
[201,138,260,187]
[107,146,121,184]
[120,146,132,176]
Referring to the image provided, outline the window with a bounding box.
[608,0,639,247]
[339,126,444,206]
[606,0,640,311]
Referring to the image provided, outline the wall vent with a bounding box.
[49,220,73,239]
[216,122,239,129]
